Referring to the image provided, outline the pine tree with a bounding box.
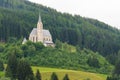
[63,74,69,80]
[0,59,4,71]
[35,69,41,80]
[17,59,34,80]
[113,60,120,75]
[51,72,58,80]
[5,53,18,79]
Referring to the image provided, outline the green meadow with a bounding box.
[0,66,107,80]
[32,66,107,80]
[0,72,4,77]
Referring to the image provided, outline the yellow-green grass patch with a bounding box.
[32,66,107,80]
[0,71,4,77]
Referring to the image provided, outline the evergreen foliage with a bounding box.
[0,41,112,74]
[51,72,58,80]
[5,53,18,79]
[0,0,120,57]
[106,60,120,80]
[113,60,120,75]
[106,75,120,80]
[17,59,34,80]
[0,0,118,76]
[63,74,69,80]
[0,60,4,71]
[87,57,100,68]
[35,69,41,80]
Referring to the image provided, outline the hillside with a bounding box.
[0,41,113,74]
[0,0,120,57]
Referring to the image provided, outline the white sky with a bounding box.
[29,0,120,29]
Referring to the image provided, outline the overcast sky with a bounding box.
[29,0,120,29]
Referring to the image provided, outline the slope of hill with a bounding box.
[0,0,120,57]
[0,41,113,74]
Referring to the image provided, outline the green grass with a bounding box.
[1,65,107,80]
[32,66,107,80]
[0,71,4,77]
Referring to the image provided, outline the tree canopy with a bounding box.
[0,0,120,57]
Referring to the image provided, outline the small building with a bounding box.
[29,14,54,47]
[22,38,27,44]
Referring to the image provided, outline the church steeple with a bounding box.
[37,13,43,43]
[38,13,41,22]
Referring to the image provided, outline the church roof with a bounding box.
[30,28,37,35]
[30,28,52,37]
[43,30,51,37]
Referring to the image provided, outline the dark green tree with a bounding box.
[106,60,120,80]
[0,59,4,71]
[106,75,120,80]
[55,39,62,49]
[113,60,120,75]
[51,72,58,80]
[63,74,69,80]
[35,69,41,80]
[5,53,18,80]
[87,57,100,68]
[17,59,34,80]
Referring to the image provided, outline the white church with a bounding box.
[23,14,54,47]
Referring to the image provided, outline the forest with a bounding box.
[1,0,120,80]
[0,0,120,59]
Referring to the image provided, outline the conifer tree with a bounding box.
[51,72,58,80]
[113,60,120,75]
[35,69,41,80]
[5,53,18,80]
[17,59,34,80]
[0,59,4,71]
[63,74,69,80]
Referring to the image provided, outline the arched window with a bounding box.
[44,38,45,41]
[33,37,35,42]
[36,37,37,42]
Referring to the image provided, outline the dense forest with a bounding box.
[0,0,120,64]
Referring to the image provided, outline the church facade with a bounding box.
[29,14,54,47]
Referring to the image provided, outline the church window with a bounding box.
[33,37,35,42]
[36,37,37,42]
[44,38,45,41]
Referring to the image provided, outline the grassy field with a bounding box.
[32,66,107,80]
[0,71,4,77]
[0,65,107,80]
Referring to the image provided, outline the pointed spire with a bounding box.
[38,13,41,22]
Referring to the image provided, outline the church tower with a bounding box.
[37,14,43,42]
